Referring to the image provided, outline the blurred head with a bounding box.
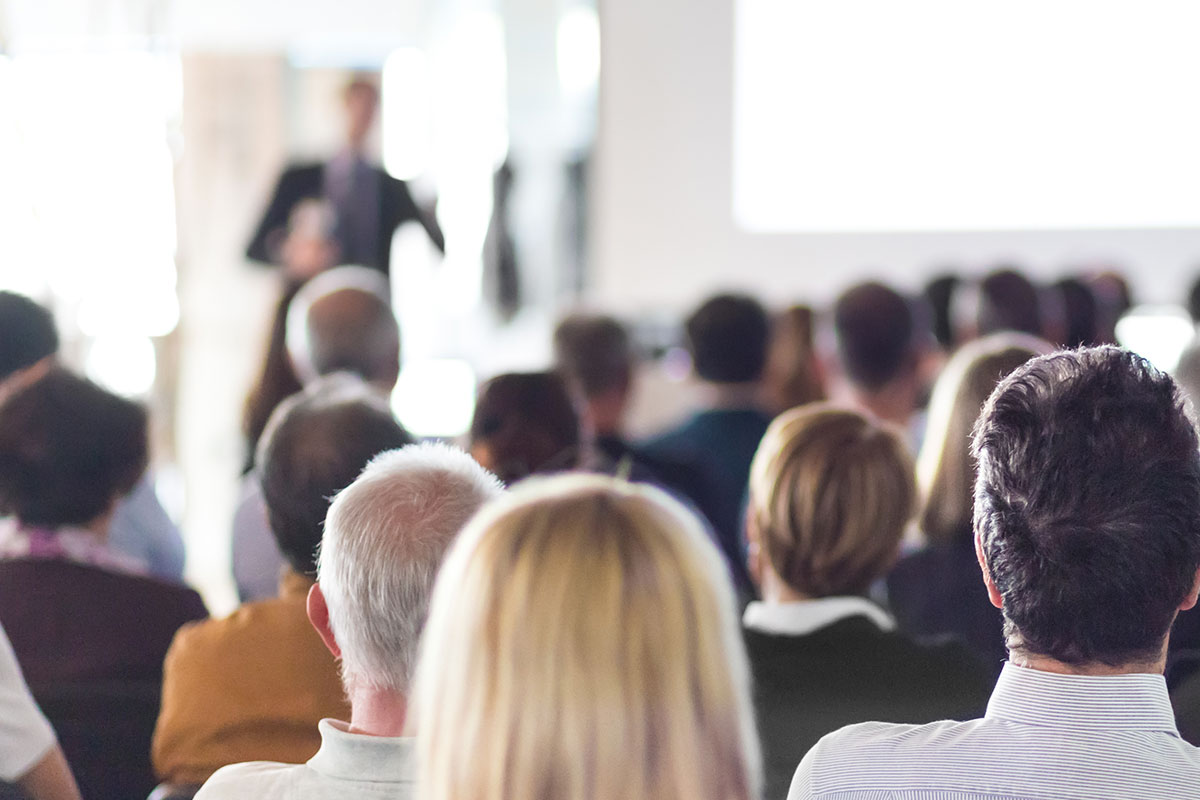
[685,294,770,384]
[258,375,413,577]
[0,368,146,529]
[553,313,634,434]
[1052,277,1099,349]
[923,274,961,351]
[763,305,825,414]
[917,334,1050,545]
[831,281,920,393]
[413,474,760,800]
[286,266,400,391]
[977,268,1042,338]
[317,443,503,694]
[973,347,1200,667]
[0,291,58,401]
[747,404,915,598]
[343,76,380,151]
[469,371,582,484]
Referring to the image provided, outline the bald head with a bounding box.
[286,267,400,391]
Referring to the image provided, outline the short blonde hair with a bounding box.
[411,474,761,800]
[748,404,915,596]
[917,334,1050,544]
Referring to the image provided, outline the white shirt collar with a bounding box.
[742,596,895,636]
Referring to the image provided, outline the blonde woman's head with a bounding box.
[412,474,760,800]
[916,333,1051,544]
[748,404,915,598]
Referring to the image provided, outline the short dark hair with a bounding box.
[257,376,413,576]
[832,282,918,390]
[923,274,960,350]
[553,314,633,398]
[469,372,580,485]
[0,291,59,381]
[0,368,147,527]
[972,347,1200,666]
[978,268,1042,337]
[1053,277,1099,348]
[685,294,769,384]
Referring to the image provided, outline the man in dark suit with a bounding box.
[246,77,444,278]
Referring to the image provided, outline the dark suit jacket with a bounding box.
[246,161,444,276]
[744,614,991,800]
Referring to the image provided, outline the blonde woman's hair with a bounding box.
[748,404,915,597]
[411,474,761,800]
[916,333,1051,544]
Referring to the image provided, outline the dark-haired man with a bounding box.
[641,294,773,594]
[790,347,1200,799]
[826,282,928,442]
[153,376,412,789]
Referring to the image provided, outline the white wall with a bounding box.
[592,0,1200,312]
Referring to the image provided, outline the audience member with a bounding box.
[1051,277,1100,348]
[0,291,185,582]
[641,293,773,593]
[826,282,928,442]
[233,266,400,601]
[196,444,501,797]
[976,268,1043,338]
[762,305,825,415]
[0,623,79,800]
[552,313,720,519]
[1086,270,1133,345]
[0,368,207,799]
[468,371,585,485]
[791,347,1200,799]
[887,334,1049,676]
[744,405,990,800]
[412,474,761,800]
[923,274,961,352]
[153,377,412,789]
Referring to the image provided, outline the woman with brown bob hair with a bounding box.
[742,404,990,800]
[887,333,1049,674]
[412,474,761,800]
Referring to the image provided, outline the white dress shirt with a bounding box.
[743,596,896,636]
[195,718,413,799]
[790,661,1200,800]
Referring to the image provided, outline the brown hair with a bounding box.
[763,305,825,413]
[748,404,915,596]
[917,334,1050,544]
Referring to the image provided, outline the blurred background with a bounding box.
[4,0,1200,611]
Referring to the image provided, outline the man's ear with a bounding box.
[1180,568,1200,612]
[307,583,342,659]
[975,531,1003,610]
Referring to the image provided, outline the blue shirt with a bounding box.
[790,662,1200,800]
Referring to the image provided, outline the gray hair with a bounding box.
[286,266,399,387]
[318,442,503,693]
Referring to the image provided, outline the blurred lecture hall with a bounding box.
[6,1,1200,799]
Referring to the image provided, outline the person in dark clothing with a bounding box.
[743,405,991,800]
[641,294,774,596]
[887,333,1050,678]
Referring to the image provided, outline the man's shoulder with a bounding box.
[195,760,308,798]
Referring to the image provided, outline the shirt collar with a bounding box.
[308,718,415,782]
[742,596,895,636]
[986,661,1180,734]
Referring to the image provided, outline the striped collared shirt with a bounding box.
[788,661,1200,800]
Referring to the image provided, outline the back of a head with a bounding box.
[0,367,146,528]
[285,267,400,388]
[685,293,770,384]
[0,291,58,382]
[763,305,825,412]
[413,474,759,800]
[977,268,1042,338]
[552,313,633,399]
[831,282,918,391]
[748,404,915,597]
[1052,277,1099,349]
[257,375,413,576]
[973,347,1200,667]
[917,334,1049,544]
[469,371,581,485]
[318,443,503,693]
[923,274,961,351]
